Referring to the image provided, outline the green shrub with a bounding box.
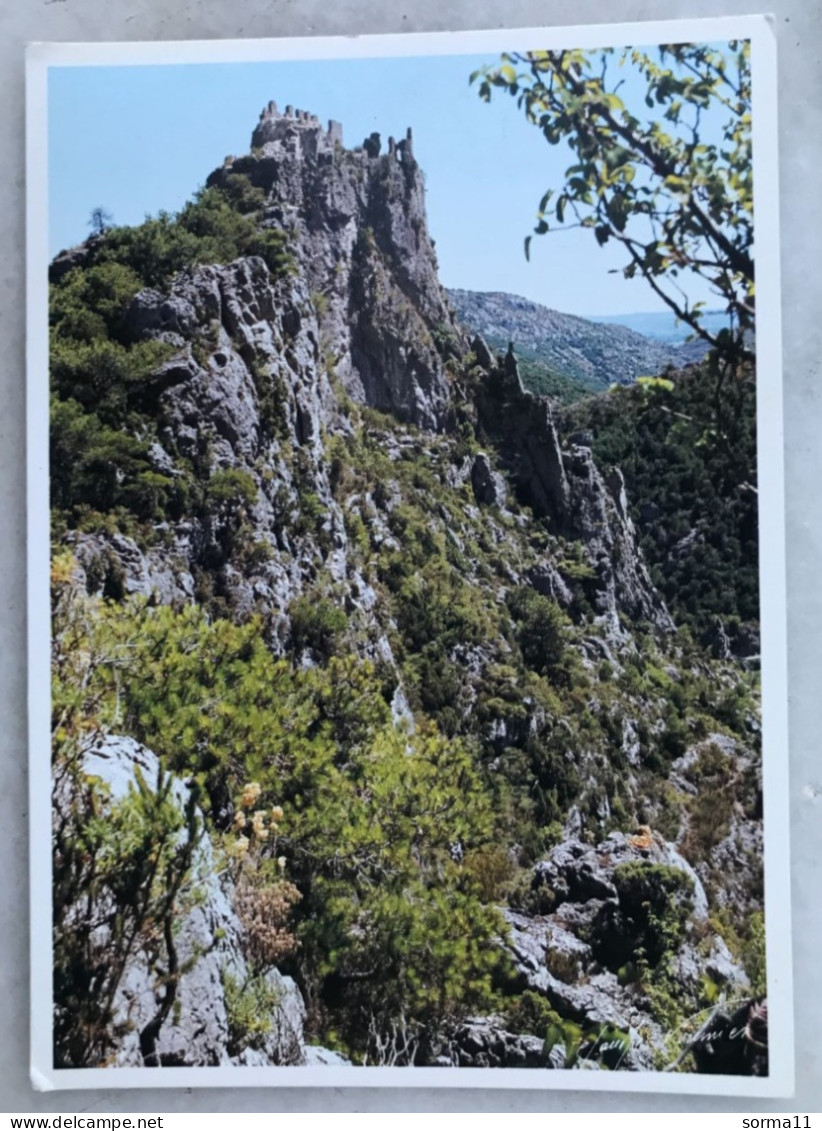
[680,743,736,863]
[49,177,294,536]
[222,970,284,1056]
[205,468,258,510]
[93,186,294,289]
[608,861,695,968]
[50,396,178,526]
[742,910,766,996]
[288,594,348,659]
[561,363,758,636]
[52,746,202,1068]
[50,261,144,344]
[461,844,518,903]
[50,588,507,1065]
[506,586,572,681]
[504,989,558,1037]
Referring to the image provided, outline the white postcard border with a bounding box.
[26,15,792,1096]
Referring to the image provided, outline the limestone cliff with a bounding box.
[208,102,461,430]
[67,102,669,645]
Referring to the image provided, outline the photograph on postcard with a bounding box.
[30,21,789,1089]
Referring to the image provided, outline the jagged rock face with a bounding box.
[129,257,335,464]
[67,529,196,605]
[208,104,461,430]
[70,109,671,646]
[434,827,755,1072]
[49,103,764,1072]
[437,1017,556,1069]
[470,452,507,507]
[116,260,376,640]
[78,735,318,1068]
[473,344,673,632]
[525,831,709,924]
[488,831,751,1071]
[562,446,675,633]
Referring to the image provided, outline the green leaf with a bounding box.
[601,92,625,112]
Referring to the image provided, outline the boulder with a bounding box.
[446,1016,550,1068]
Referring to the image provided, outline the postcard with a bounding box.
[27,16,792,1094]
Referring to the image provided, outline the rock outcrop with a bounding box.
[49,100,764,1073]
[473,350,673,632]
[668,733,764,924]
[466,831,751,1071]
[208,104,463,431]
[63,103,672,667]
[470,451,507,508]
[63,101,671,650]
[77,734,341,1068]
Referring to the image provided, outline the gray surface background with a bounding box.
[2,0,820,1113]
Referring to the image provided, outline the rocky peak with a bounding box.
[472,347,673,632]
[208,103,461,430]
[50,98,764,1072]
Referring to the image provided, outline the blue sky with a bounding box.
[48,50,728,318]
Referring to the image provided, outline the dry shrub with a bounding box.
[234,861,301,969]
[461,844,518,903]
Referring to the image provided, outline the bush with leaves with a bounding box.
[50,175,293,539]
[561,363,758,636]
[605,861,696,970]
[51,571,208,1068]
[472,42,753,362]
[288,594,349,660]
[506,585,573,681]
[90,182,293,290]
[53,744,202,1067]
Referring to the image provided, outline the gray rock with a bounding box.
[569,430,594,448]
[209,107,464,432]
[447,1016,549,1068]
[470,452,507,507]
[471,334,494,369]
[78,735,309,1068]
[470,351,672,632]
[303,1046,352,1066]
[68,530,196,606]
[499,830,730,1069]
[526,561,574,607]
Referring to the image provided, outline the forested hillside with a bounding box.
[561,365,759,652]
[49,101,765,1075]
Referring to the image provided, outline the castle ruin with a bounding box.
[250,101,414,165]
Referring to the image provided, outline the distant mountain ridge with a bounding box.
[447,288,709,393]
[588,309,731,343]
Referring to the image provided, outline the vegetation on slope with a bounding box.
[48,148,763,1068]
[51,388,762,1063]
[50,174,291,541]
[561,362,758,641]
